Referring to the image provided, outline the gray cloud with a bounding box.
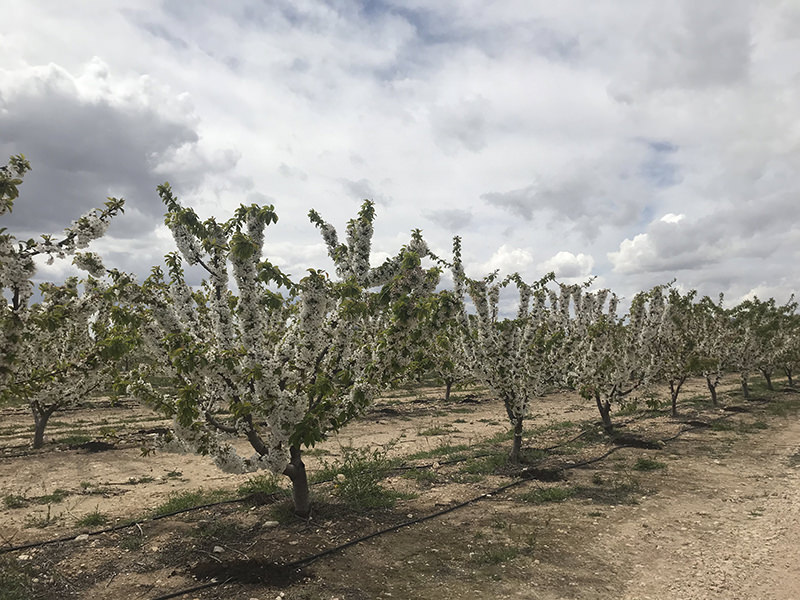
[340,178,392,206]
[424,208,473,232]
[430,96,491,153]
[0,61,240,240]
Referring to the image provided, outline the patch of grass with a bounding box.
[470,545,520,565]
[33,488,69,505]
[485,429,515,444]
[460,452,507,475]
[518,486,573,504]
[401,468,438,485]
[326,445,405,511]
[633,457,667,471]
[711,420,737,431]
[76,508,109,527]
[575,473,641,505]
[406,443,471,461]
[765,397,800,417]
[418,423,457,436]
[3,494,27,509]
[58,434,92,446]
[165,470,183,479]
[712,419,770,433]
[237,473,282,497]
[453,418,468,423]
[153,489,232,516]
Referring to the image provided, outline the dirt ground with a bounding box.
[1,377,799,599]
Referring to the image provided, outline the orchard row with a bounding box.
[2,155,797,516]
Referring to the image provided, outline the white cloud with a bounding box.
[474,244,534,278]
[538,251,594,279]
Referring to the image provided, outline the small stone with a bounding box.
[17,554,31,561]
[213,546,224,554]
[262,520,280,528]
[74,534,89,541]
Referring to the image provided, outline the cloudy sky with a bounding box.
[2,0,798,304]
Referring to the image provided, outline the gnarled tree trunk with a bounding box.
[595,391,613,432]
[283,445,311,518]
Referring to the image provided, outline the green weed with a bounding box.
[76,508,109,527]
[518,486,573,504]
[633,457,667,471]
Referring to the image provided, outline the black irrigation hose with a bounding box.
[0,496,255,556]
[149,413,736,600]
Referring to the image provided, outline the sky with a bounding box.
[1,0,799,306]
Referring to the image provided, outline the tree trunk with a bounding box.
[283,446,311,518]
[509,419,524,463]
[741,374,750,400]
[784,367,794,388]
[32,404,56,449]
[595,391,613,432]
[761,368,773,391]
[444,380,453,402]
[670,378,685,418]
[706,374,718,407]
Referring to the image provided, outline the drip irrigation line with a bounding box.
[0,496,255,556]
[150,578,233,600]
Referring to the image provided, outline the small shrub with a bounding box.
[237,473,281,497]
[325,445,403,511]
[76,509,109,527]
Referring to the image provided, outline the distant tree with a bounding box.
[566,286,666,431]
[450,237,563,462]
[728,297,794,398]
[657,288,704,417]
[1,155,127,447]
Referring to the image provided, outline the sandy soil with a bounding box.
[1,378,799,599]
